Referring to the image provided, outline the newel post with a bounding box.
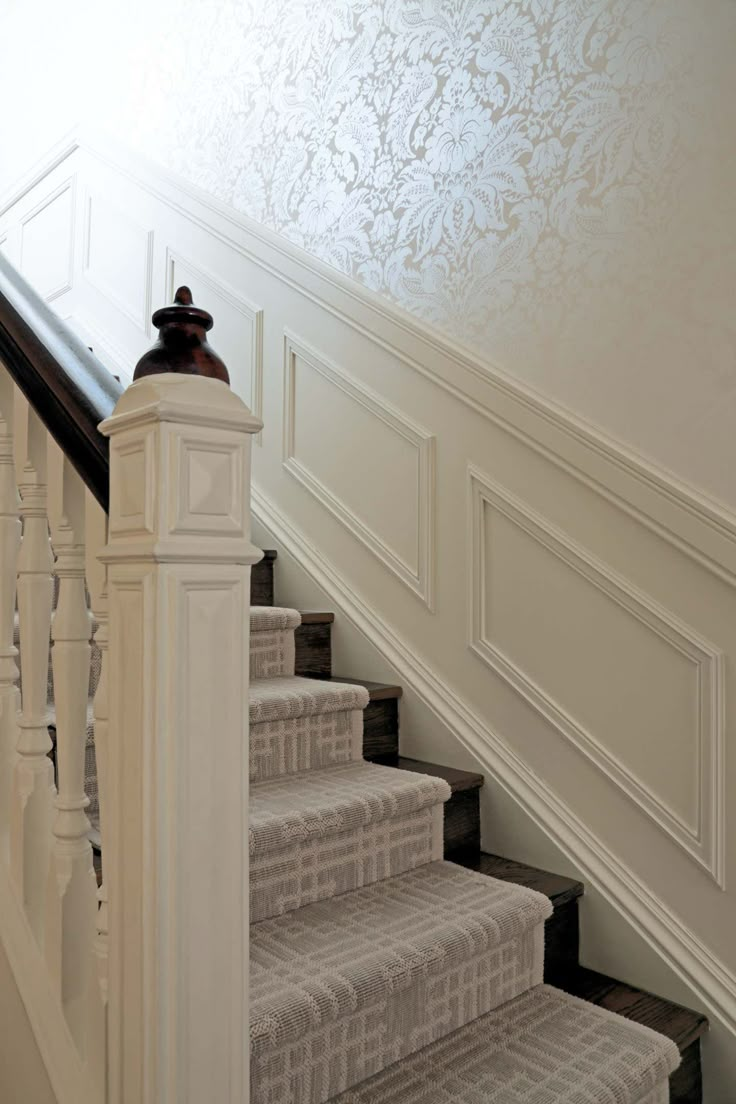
[100,289,260,1104]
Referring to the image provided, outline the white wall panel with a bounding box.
[3,140,736,1085]
[20,180,74,301]
[83,193,153,333]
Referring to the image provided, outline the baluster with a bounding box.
[0,370,20,844]
[10,397,55,943]
[86,494,110,1096]
[45,452,97,1048]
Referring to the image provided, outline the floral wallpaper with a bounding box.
[2,0,734,503]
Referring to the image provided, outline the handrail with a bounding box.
[0,253,124,511]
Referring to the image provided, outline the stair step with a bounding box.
[250,676,369,783]
[455,855,707,1102]
[249,760,449,922]
[327,983,680,1104]
[565,968,708,1054]
[455,851,584,986]
[458,851,584,909]
[250,861,551,1104]
[396,757,483,859]
[567,969,708,1104]
[251,548,277,606]
[330,676,402,762]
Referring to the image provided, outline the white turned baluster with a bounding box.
[10,398,55,943]
[86,494,110,1098]
[0,371,20,844]
[102,374,260,1104]
[45,454,97,1048]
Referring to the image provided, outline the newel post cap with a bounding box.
[133,285,230,383]
[98,373,262,437]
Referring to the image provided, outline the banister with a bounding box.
[0,253,123,511]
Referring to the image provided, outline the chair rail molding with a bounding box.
[467,464,726,888]
[282,330,436,610]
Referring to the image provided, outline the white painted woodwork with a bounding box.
[85,494,109,1099]
[11,397,55,944]
[0,370,20,844]
[19,179,74,302]
[101,373,260,1104]
[45,454,97,1049]
[3,136,736,1087]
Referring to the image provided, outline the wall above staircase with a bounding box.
[1,134,735,1097]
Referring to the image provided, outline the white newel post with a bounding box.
[100,373,261,1104]
[0,370,20,844]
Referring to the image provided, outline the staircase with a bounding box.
[0,254,709,1102]
[239,550,708,1103]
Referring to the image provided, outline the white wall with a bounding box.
[2,140,734,1096]
[1,0,735,510]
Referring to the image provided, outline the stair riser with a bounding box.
[252,924,545,1104]
[250,805,444,922]
[670,1041,702,1104]
[442,790,480,858]
[250,709,364,783]
[251,628,296,680]
[543,900,579,985]
[295,622,331,678]
[362,698,399,761]
[251,555,275,606]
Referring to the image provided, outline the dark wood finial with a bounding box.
[133,285,230,383]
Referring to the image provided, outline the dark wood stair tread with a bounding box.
[564,967,708,1054]
[298,610,335,624]
[456,851,584,910]
[396,757,483,794]
[329,676,403,701]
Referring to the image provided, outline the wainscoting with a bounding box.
[2,133,735,1063]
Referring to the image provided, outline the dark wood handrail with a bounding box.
[0,253,123,511]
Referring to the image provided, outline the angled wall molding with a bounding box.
[165,250,263,435]
[283,331,436,608]
[468,465,726,887]
[6,134,736,580]
[76,131,736,587]
[82,190,154,335]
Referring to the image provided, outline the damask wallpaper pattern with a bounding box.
[2,0,734,504]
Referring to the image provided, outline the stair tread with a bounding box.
[327,982,680,1103]
[328,676,403,700]
[249,675,369,723]
[251,606,301,632]
[249,760,450,856]
[250,860,551,1058]
[298,610,335,624]
[565,967,708,1053]
[456,851,584,909]
[396,757,483,794]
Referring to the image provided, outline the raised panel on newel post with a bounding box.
[101,287,261,1104]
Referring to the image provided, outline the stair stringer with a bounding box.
[252,489,736,1099]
